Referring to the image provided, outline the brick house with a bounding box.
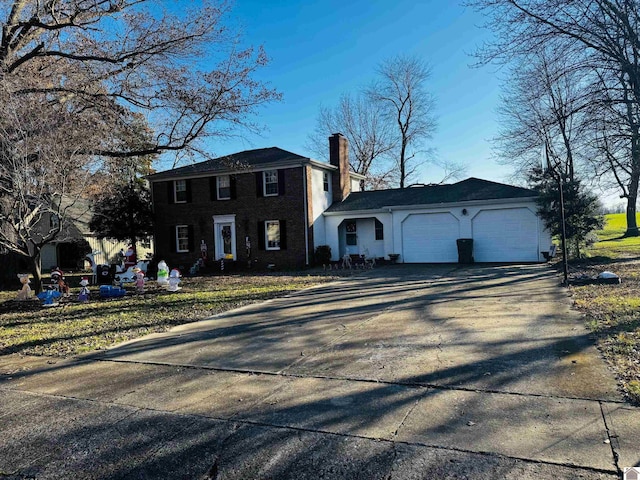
[147,134,362,270]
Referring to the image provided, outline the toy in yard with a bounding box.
[84,251,102,284]
[114,259,150,284]
[156,260,169,286]
[78,277,90,302]
[167,268,181,292]
[16,274,32,301]
[50,268,70,297]
[133,268,145,293]
[99,285,126,298]
[37,289,62,307]
[124,245,137,270]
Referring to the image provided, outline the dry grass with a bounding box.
[0,273,337,358]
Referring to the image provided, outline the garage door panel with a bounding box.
[402,213,460,263]
[472,208,538,262]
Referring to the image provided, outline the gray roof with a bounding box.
[147,147,313,181]
[325,178,537,212]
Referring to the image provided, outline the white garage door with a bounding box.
[472,208,539,262]
[402,213,460,263]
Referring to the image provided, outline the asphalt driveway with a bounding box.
[1,264,639,479]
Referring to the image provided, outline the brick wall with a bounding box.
[152,166,311,271]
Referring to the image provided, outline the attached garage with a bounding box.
[472,208,540,262]
[322,178,552,264]
[402,213,460,263]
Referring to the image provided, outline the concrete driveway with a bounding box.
[1,264,639,479]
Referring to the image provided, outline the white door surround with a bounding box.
[213,214,237,260]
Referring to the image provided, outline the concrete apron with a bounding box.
[1,264,639,479]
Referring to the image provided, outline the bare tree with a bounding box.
[495,48,592,182]
[367,55,437,188]
[0,0,280,285]
[306,94,396,190]
[467,0,640,235]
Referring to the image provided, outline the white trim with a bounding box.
[175,225,189,253]
[265,220,281,250]
[212,215,237,260]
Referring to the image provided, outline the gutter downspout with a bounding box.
[302,165,309,266]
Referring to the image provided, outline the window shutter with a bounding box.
[279,220,287,250]
[170,226,176,252]
[278,169,285,196]
[258,221,265,250]
[167,182,174,204]
[230,175,237,199]
[185,179,192,203]
[187,225,194,252]
[210,177,217,201]
[256,172,263,197]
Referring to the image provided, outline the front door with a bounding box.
[213,215,237,260]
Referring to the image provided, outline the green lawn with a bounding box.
[589,213,640,258]
[0,274,335,358]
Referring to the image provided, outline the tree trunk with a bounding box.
[29,251,43,294]
[399,141,407,189]
[625,158,640,236]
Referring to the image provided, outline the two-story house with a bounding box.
[147,133,362,270]
[150,132,552,269]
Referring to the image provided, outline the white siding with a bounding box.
[310,166,333,247]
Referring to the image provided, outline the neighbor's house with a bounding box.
[148,133,551,267]
[39,197,154,271]
[147,133,362,270]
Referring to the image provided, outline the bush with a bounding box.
[314,245,332,266]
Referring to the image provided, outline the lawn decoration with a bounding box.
[84,251,102,284]
[200,240,208,261]
[37,289,61,307]
[124,245,137,270]
[78,277,91,302]
[99,285,126,298]
[50,268,70,297]
[16,274,32,301]
[167,268,181,292]
[134,268,145,293]
[157,260,169,286]
[114,260,150,284]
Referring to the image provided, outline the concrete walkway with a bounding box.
[1,264,639,479]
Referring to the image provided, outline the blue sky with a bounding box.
[198,1,514,186]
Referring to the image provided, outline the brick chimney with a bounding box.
[329,133,350,203]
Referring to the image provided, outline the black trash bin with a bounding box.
[456,238,474,264]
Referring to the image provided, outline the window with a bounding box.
[174,179,187,203]
[265,220,280,250]
[140,237,151,249]
[176,225,189,252]
[375,219,384,240]
[323,172,329,192]
[346,220,357,246]
[217,175,231,200]
[264,170,278,196]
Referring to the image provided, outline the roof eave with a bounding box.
[323,195,538,215]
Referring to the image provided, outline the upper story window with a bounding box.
[217,175,231,200]
[264,170,278,196]
[174,179,187,203]
[323,172,330,192]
